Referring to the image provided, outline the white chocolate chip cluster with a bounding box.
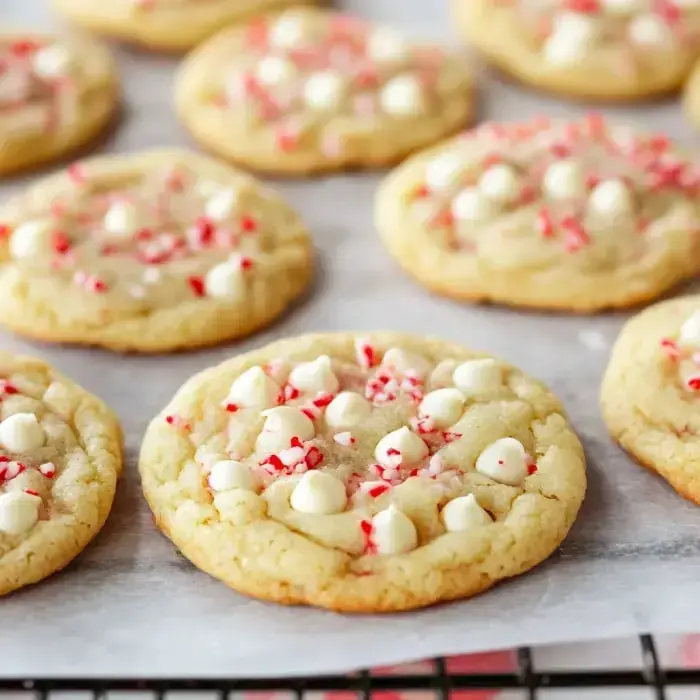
[218,9,467,156]
[0,369,81,545]
[413,115,700,261]
[504,0,700,68]
[170,338,552,559]
[2,157,279,307]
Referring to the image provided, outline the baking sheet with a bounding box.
[3,0,700,680]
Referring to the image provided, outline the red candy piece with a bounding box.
[187,275,206,297]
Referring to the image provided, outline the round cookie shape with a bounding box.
[139,333,586,612]
[174,8,476,174]
[0,352,122,595]
[0,149,313,352]
[49,0,319,53]
[376,115,700,313]
[454,0,700,101]
[0,32,118,176]
[601,295,700,504]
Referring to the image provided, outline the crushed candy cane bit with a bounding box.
[333,431,355,446]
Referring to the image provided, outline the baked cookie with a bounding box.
[0,149,313,352]
[175,8,476,174]
[376,115,700,313]
[49,0,318,53]
[454,0,700,101]
[139,333,586,612]
[601,295,700,504]
[0,352,122,595]
[684,58,700,128]
[0,32,118,176]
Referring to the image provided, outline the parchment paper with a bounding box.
[3,0,700,680]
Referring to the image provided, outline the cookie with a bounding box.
[684,58,700,128]
[601,295,700,504]
[454,0,700,101]
[0,352,122,595]
[0,149,313,352]
[0,32,118,176]
[376,114,700,313]
[49,0,318,53]
[174,8,476,175]
[139,333,586,612]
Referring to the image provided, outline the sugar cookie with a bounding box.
[0,352,122,595]
[0,150,313,352]
[376,115,700,312]
[139,333,586,612]
[175,8,475,174]
[454,0,700,101]
[602,295,700,505]
[49,0,318,52]
[0,32,118,176]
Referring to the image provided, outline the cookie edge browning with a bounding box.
[684,60,700,131]
[173,14,477,176]
[452,0,691,103]
[374,133,700,314]
[139,332,587,612]
[601,296,700,505]
[0,148,315,353]
[48,0,321,53]
[0,353,123,596]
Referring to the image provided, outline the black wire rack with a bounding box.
[2,636,700,699]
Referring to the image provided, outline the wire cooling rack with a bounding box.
[2,636,700,700]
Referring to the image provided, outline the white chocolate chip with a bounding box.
[208,460,258,493]
[381,348,431,378]
[269,11,309,49]
[375,426,428,467]
[256,406,316,456]
[475,437,529,486]
[204,188,239,222]
[9,220,53,259]
[680,311,700,347]
[255,55,297,87]
[451,188,497,222]
[303,71,346,110]
[425,153,466,191]
[379,75,425,117]
[452,359,502,396]
[288,356,339,394]
[0,491,41,535]
[290,471,347,514]
[325,392,371,428]
[0,413,45,453]
[477,164,520,203]
[371,506,418,555]
[441,493,492,532]
[205,262,245,300]
[419,388,465,429]
[543,13,596,65]
[32,44,72,80]
[543,159,586,200]
[628,14,673,46]
[366,26,408,63]
[225,367,279,409]
[103,201,140,238]
[588,179,634,217]
[143,267,161,284]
